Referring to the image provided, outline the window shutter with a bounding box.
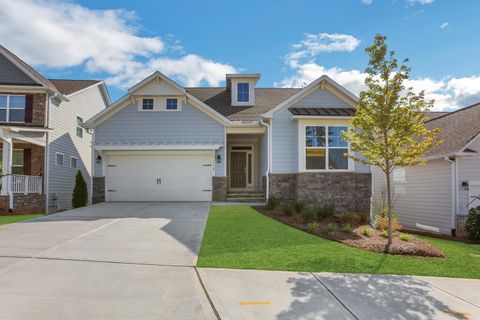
[25,95,34,123]
[23,148,32,175]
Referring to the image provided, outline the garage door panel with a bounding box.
[106,152,213,202]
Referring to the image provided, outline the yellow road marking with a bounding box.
[239,301,272,306]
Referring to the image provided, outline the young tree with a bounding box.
[72,170,88,208]
[343,35,441,250]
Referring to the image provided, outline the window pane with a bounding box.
[76,126,83,138]
[305,126,325,147]
[142,99,154,110]
[328,126,348,147]
[12,150,24,166]
[0,109,6,121]
[71,157,78,168]
[12,166,23,175]
[329,148,348,169]
[306,148,326,170]
[9,96,25,109]
[9,109,25,122]
[56,154,64,166]
[0,96,6,108]
[76,116,83,125]
[237,83,249,102]
[166,98,178,110]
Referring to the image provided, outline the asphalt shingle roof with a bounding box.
[49,79,102,95]
[289,107,356,117]
[186,87,300,121]
[425,103,480,157]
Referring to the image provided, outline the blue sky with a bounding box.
[1,0,479,110]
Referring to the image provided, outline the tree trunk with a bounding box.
[385,170,393,251]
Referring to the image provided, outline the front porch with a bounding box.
[0,127,46,214]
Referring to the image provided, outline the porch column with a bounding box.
[1,135,13,196]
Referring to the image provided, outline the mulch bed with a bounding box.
[254,206,445,258]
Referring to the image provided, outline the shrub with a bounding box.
[343,223,353,233]
[72,170,88,208]
[283,204,294,216]
[307,221,318,234]
[380,230,389,238]
[342,212,361,224]
[359,214,370,225]
[303,209,318,223]
[400,233,410,242]
[326,223,337,233]
[465,206,480,240]
[362,227,371,237]
[267,196,279,210]
[317,205,335,220]
[378,216,401,232]
[294,201,305,213]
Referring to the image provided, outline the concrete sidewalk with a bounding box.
[198,268,480,320]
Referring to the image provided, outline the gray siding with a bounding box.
[0,54,38,86]
[372,159,453,234]
[48,85,107,212]
[457,137,480,214]
[215,146,225,176]
[260,130,268,176]
[272,108,298,173]
[291,88,350,108]
[94,102,225,176]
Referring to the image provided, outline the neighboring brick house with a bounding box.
[85,72,371,214]
[0,45,110,214]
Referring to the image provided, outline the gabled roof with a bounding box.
[0,45,62,96]
[49,79,102,95]
[186,87,300,121]
[426,102,480,158]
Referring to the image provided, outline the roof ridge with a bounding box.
[426,102,480,123]
[48,78,102,82]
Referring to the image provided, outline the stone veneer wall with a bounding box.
[270,172,371,215]
[456,214,468,238]
[212,177,228,201]
[92,177,105,204]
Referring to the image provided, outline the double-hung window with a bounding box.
[166,98,178,110]
[0,149,24,174]
[237,83,249,102]
[305,126,349,170]
[76,116,83,138]
[0,95,26,122]
[142,98,154,110]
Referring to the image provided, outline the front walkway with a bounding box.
[0,202,478,319]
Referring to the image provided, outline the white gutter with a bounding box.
[260,119,271,200]
[444,156,457,236]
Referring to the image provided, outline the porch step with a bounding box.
[226,191,265,203]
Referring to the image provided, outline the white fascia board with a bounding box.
[225,121,261,127]
[94,144,223,151]
[5,126,53,133]
[262,75,358,118]
[128,71,186,95]
[459,131,480,153]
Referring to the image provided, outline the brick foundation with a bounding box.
[269,172,372,215]
[0,194,45,215]
[92,177,105,204]
[212,176,228,201]
[456,214,468,238]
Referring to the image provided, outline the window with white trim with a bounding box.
[305,126,349,170]
[142,98,154,110]
[76,116,83,138]
[56,153,64,166]
[0,95,26,122]
[165,98,178,110]
[237,83,249,102]
[70,156,78,169]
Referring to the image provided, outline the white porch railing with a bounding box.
[11,174,42,194]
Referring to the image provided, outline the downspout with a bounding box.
[260,118,271,201]
[444,156,457,236]
[44,93,56,214]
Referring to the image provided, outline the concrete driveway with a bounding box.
[0,202,216,319]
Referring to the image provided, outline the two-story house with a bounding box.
[0,45,110,214]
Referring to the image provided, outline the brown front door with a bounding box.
[230,152,247,188]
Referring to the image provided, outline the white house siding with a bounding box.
[94,102,225,177]
[291,89,351,108]
[457,137,480,214]
[48,85,107,212]
[372,158,453,234]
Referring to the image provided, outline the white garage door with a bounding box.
[105,151,213,201]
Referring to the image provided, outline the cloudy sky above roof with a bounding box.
[0,0,479,110]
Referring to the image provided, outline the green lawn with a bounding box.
[197,206,480,279]
[0,214,43,226]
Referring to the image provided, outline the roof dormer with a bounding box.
[226,74,260,106]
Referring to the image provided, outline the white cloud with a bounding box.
[407,0,434,4]
[361,0,373,5]
[286,33,360,68]
[278,57,480,111]
[440,22,449,29]
[0,0,237,88]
